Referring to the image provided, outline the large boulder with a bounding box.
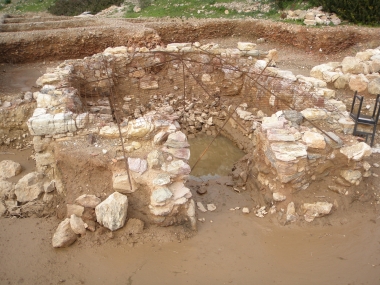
[52,218,78,248]
[95,192,128,231]
[14,172,44,203]
[349,74,369,92]
[0,160,22,179]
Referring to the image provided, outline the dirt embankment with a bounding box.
[1,15,380,63]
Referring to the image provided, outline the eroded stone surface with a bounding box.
[95,192,128,231]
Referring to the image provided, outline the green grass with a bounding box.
[124,0,278,19]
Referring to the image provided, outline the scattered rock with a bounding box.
[70,214,86,235]
[286,202,297,222]
[273,192,287,202]
[340,170,362,185]
[242,207,250,214]
[43,180,56,193]
[207,204,216,211]
[0,180,14,199]
[52,218,78,248]
[302,202,333,222]
[95,192,128,231]
[197,202,207,212]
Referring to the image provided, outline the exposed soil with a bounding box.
[1,13,380,285]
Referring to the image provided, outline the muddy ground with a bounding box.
[1,13,380,285]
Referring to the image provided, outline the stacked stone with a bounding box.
[310,47,380,95]
[253,107,372,199]
[285,8,341,26]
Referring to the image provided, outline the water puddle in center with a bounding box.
[188,134,245,179]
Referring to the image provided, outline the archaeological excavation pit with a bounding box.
[4,40,374,247]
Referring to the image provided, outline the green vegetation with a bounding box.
[48,0,124,16]
[310,0,380,25]
[124,0,278,19]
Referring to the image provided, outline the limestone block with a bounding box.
[103,46,127,56]
[0,160,22,179]
[151,187,173,206]
[147,150,165,169]
[70,214,86,235]
[270,142,307,162]
[340,142,372,161]
[75,194,101,208]
[162,146,190,160]
[368,78,380,95]
[319,88,336,99]
[338,117,355,134]
[334,73,349,89]
[301,108,327,120]
[356,50,379,61]
[302,202,333,222]
[349,74,369,92]
[371,54,380,61]
[276,70,297,81]
[95,192,128,231]
[113,173,136,193]
[126,117,154,139]
[162,160,191,175]
[149,203,174,216]
[169,181,192,200]
[340,170,362,185]
[44,180,56,193]
[36,73,60,87]
[164,131,189,148]
[302,131,326,149]
[262,116,285,131]
[14,172,44,203]
[267,129,295,142]
[310,63,338,80]
[52,218,78,248]
[297,75,327,88]
[237,42,256,51]
[152,173,171,186]
[35,151,55,167]
[128,157,147,174]
[342,57,362,74]
[322,71,340,83]
[27,112,77,136]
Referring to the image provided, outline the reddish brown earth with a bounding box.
[1,13,380,285]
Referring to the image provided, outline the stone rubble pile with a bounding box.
[0,160,57,218]
[310,47,380,94]
[285,7,341,26]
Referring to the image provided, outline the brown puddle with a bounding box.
[188,134,245,178]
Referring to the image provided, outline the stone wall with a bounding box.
[6,42,373,243]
